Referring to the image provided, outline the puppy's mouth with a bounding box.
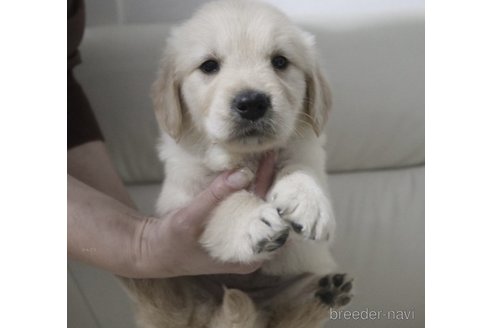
[229,120,276,141]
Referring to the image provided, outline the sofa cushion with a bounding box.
[76,17,423,183]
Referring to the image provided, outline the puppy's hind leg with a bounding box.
[267,274,353,328]
[268,302,329,328]
[209,289,267,328]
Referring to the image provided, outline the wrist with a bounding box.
[126,215,164,278]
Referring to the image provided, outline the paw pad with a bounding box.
[315,273,353,308]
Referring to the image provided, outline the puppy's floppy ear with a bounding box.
[303,35,332,136]
[152,51,184,140]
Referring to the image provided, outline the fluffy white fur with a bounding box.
[122,1,352,327]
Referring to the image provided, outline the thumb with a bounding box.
[179,168,254,225]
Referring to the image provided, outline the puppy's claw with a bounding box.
[255,229,289,253]
[341,281,353,293]
[290,221,303,234]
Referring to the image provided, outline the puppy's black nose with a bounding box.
[232,90,271,121]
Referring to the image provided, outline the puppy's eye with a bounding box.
[199,59,220,74]
[271,55,289,70]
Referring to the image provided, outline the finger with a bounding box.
[251,151,277,199]
[180,168,254,225]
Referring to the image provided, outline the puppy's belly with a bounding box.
[193,271,310,304]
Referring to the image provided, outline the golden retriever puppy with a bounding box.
[123,1,353,327]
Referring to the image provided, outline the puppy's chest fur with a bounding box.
[202,143,286,174]
[160,138,289,198]
[184,146,292,199]
[156,131,318,220]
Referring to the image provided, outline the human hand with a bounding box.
[130,151,277,278]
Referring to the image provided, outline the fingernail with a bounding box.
[226,168,254,188]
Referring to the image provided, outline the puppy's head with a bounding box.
[153,0,331,153]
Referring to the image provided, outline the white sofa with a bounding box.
[68,2,424,327]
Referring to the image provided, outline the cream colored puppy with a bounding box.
[124,1,353,327]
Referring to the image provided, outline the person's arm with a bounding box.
[68,175,142,276]
[68,141,134,208]
[68,141,277,278]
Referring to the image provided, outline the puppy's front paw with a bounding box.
[251,206,290,255]
[201,194,289,263]
[315,274,353,308]
[269,172,335,241]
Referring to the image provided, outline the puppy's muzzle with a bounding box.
[232,90,271,121]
